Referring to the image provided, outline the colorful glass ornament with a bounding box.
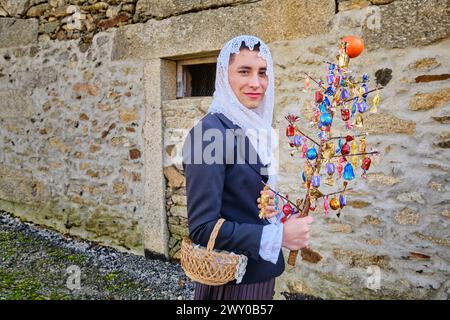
[324,195,329,215]
[339,194,347,208]
[355,113,364,127]
[300,139,308,158]
[320,112,333,126]
[326,162,335,174]
[343,162,355,181]
[341,108,350,121]
[329,196,340,210]
[345,135,354,142]
[370,92,380,113]
[286,124,295,137]
[304,77,311,91]
[351,99,357,116]
[315,91,324,103]
[326,73,334,85]
[362,73,369,82]
[361,157,372,178]
[359,137,366,153]
[306,147,318,160]
[325,162,335,186]
[337,162,343,179]
[323,142,335,160]
[333,75,341,87]
[293,135,302,147]
[357,101,367,113]
[311,175,321,187]
[325,86,335,96]
[341,143,350,156]
[341,88,350,100]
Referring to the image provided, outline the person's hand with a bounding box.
[257,190,282,219]
[282,215,314,250]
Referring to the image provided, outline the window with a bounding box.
[176,56,217,98]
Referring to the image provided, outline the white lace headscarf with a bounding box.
[209,35,279,188]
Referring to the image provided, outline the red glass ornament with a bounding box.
[315,91,324,103]
[345,135,354,142]
[341,143,350,155]
[333,75,341,87]
[341,108,350,121]
[286,125,295,137]
[361,157,371,171]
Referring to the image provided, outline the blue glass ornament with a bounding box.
[320,112,333,126]
[351,99,357,116]
[341,88,350,99]
[339,194,347,207]
[318,131,328,140]
[311,175,321,187]
[343,163,355,181]
[362,83,369,98]
[306,147,318,160]
[294,135,302,147]
[362,73,369,82]
[324,96,330,106]
[357,101,367,113]
[326,163,335,174]
[326,74,334,85]
[340,78,346,86]
[325,86,335,96]
[301,171,306,182]
[319,102,328,113]
[336,138,343,153]
[329,63,335,71]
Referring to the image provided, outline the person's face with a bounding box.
[228,49,268,109]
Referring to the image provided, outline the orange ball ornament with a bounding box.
[341,35,365,58]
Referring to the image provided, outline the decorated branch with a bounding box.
[259,35,383,266]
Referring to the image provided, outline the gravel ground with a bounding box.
[0,210,320,301]
[0,210,195,300]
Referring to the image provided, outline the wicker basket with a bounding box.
[180,218,248,286]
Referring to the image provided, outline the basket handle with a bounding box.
[206,218,225,251]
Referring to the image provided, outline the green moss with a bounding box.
[0,269,45,300]
[67,254,86,264]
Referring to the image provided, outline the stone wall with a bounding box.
[0,26,146,254]
[1,0,449,299]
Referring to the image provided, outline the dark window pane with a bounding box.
[186,63,216,97]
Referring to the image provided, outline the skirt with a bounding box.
[194,278,275,300]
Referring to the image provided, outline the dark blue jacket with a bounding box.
[182,112,285,284]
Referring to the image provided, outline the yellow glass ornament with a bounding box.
[350,156,358,168]
[330,196,340,210]
[304,162,314,180]
[370,93,380,113]
[359,137,366,153]
[355,113,364,127]
[322,142,335,160]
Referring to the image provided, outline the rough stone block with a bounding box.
[0,90,34,119]
[113,0,335,60]
[362,0,450,50]
[0,17,38,48]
